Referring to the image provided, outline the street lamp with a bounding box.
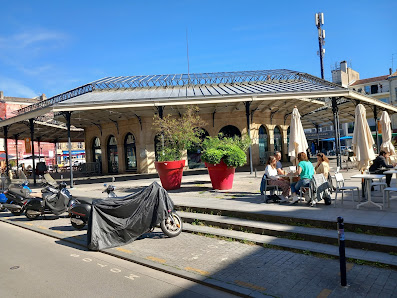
[315,12,326,79]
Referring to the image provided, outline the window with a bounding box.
[364,86,370,94]
[370,84,378,94]
[107,136,118,173]
[258,126,269,165]
[379,98,389,103]
[77,142,83,149]
[124,133,137,172]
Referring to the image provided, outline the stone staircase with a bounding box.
[176,207,397,269]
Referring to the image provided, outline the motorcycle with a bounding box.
[70,178,117,230]
[24,173,76,220]
[70,180,183,241]
[1,173,34,215]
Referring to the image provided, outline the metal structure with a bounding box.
[315,12,326,79]
[14,69,341,116]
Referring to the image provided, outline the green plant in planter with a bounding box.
[153,106,206,162]
[201,134,251,168]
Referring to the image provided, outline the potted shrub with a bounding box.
[201,134,250,190]
[152,107,206,190]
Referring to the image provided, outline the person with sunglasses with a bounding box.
[315,153,330,179]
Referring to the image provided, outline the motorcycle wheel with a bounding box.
[11,210,22,216]
[160,213,183,238]
[70,214,86,230]
[25,209,40,220]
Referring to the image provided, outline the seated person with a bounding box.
[315,153,330,179]
[369,150,396,187]
[265,156,290,202]
[290,152,315,204]
[274,151,285,175]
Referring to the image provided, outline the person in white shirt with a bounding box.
[265,156,291,202]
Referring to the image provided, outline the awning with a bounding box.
[321,136,353,141]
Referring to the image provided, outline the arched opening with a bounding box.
[92,137,102,164]
[258,125,269,165]
[274,126,283,154]
[219,125,241,138]
[107,135,118,173]
[124,133,137,172]
[188,128,209,169]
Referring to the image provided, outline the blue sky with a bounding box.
[0,0,396,98]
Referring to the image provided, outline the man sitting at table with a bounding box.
[369,150,396,187]
[274,151,285,175]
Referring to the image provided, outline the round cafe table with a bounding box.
[351,174,384,210]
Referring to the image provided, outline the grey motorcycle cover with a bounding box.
[87,182,174,250]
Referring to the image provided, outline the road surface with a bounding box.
[0,221,235,298]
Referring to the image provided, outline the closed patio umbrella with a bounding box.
[352,104,375,171]
[288,107,308,163]
[379,111,395,155]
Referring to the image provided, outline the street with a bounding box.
[0,221,235,298]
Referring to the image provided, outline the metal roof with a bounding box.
[55,80,341,106]
[14,69,342,115]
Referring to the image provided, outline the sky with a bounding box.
[0,0,396,99]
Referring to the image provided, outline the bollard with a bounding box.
[337,216,347,287]
[255,168,257,178]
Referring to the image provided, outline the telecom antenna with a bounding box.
[315,12,325,79]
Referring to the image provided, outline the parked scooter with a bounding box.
[24,173,76,220]
[1,173,34,215]
[70,178,118,230]
[70,179,183,239]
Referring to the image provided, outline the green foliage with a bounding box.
[153,106,206,162]
[201,134,251,168]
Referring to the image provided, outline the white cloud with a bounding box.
[0,29,67,50]
[0,76,37,98]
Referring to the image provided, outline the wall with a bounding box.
[84,107,292,174]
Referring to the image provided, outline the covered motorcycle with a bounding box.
[87,181,182,250]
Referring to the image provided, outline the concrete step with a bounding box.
[175,204,397,237]
[182,222,397,268]
[179,211,397,254]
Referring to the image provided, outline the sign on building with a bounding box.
[25,138,31,154]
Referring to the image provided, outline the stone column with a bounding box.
[268,125,275,153]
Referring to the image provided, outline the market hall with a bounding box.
[0,69,396,184]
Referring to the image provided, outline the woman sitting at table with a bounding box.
[290,152,315,204]
[264,156,291,203]
[315,153,330,179]
[369,150,396,187]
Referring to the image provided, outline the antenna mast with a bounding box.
[315,12,325,79]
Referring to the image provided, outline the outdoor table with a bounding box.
[351,174,384,210]
[280,173,299,184]
[383,169,397,175]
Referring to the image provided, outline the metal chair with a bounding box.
[383,187,397,209]
[334,173,360,207]
[260,174,280,203]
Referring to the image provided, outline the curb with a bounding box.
[0,216,266,297]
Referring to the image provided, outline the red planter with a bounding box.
[155,160,185,190]
[205,160,236,190]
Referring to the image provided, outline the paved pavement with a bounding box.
[2,158,397,297]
